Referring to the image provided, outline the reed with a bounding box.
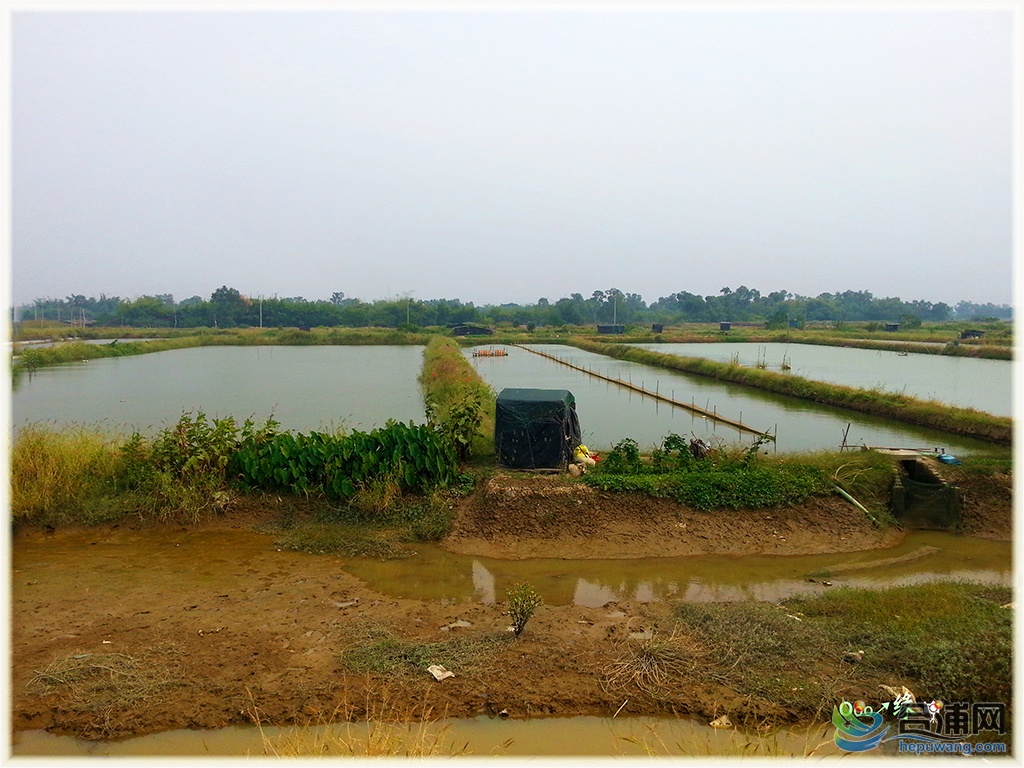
[568,339,1011,444]
[10,425,124,524]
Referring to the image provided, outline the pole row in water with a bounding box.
[511,344,775,441]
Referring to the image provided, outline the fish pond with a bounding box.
[467,344,997,454]
[11,345,427,436]
[10,342,1002,457]
[632,341,1012,417]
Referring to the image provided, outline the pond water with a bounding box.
[468,344,995,455]
[11,345,426,435]
[10,342,1001,456]
[632,342,1012,417]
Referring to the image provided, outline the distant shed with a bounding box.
[451,324,493,336]
[719,322,731,331]
[597,324,625,334]
[959,329,985,339]
[884,323,901,332]
[651,323,664,333]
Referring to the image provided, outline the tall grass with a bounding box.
[569,339,1011,444]
[10,425,124,524]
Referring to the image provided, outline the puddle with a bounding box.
[11,714,841,757]
[344,530,1011,606]
[12,529,1010,610]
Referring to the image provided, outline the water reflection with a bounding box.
[343,531,1011,607]
[12,715,840,757]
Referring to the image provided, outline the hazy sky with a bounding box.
[7,4,1018,309]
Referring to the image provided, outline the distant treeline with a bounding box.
[15,286,1012,329]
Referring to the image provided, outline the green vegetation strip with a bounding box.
[666,582,1011,717]
[568,338,1011,444]
[419,337,497,460]
[582,435,895,517]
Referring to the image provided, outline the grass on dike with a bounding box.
[601,582,1012,719]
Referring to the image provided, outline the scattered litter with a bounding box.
[101,640,112,644]
[198,627,224,637]
[842,650,865,664]
[1001,602,1013,610]
[628,629,655,641]
[786,614,803,622]
[710,714,732,729]
[331,599,359,609]
[880,684,916,702]
[440,620,472,631]
[427,664,455,681]
[577,620,593,625]
[498,708,510,719]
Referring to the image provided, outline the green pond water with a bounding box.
[11,342,1003,456]
[632,341,1013,417]
[11,345,427,435]
[468,344,998,454]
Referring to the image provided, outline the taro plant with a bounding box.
[229,420,459,501]
[506,582,543,637]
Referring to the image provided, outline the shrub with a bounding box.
[506,582,543,636]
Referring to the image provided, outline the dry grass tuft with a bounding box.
[27,643,187,739]
[602,627,712,701]
[249,685,470,757]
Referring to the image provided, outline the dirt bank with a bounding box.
[9,469,1011,744]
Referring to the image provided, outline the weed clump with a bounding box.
[584,434,837,511]
[505,582,543,636]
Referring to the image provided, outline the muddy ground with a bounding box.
[9,464,1012,743]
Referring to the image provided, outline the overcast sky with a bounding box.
[7,4,1018,309]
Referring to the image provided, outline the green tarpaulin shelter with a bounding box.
[495,388,581,470]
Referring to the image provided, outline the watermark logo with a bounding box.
[832,694,1007,756]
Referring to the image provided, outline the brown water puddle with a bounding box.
[12,715,842,757]
[11,528,1010,610]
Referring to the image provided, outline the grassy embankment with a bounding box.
[567,338,1011,445]
[266,582,1012,741]
[418,336,497,463]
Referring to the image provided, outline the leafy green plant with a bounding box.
[229,420,459,501]
[585,433,833,510]
[599,438,644,474]
[506,582,543,636]
[425,390,484,462]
